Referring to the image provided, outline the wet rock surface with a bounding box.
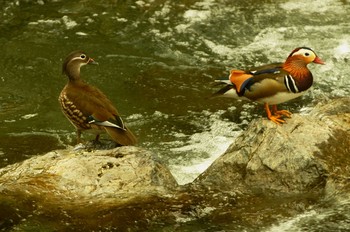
[195,98,350,196]
[0,98,349,231]
[0,146,178,199]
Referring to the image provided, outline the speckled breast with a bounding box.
[58,93,91,130]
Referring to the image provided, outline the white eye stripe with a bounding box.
[69,56,89,67]
[71,56,87,61]
[292,48,315,57]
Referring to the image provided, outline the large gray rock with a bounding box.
[194,98,350,195]
[0,146,181,231]
[0,146,178,200]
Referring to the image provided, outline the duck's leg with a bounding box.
[264,103,285,124]
[272,105,292,118]
[76,130,82,144]
[94,134,100,143]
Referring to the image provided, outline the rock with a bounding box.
[0,146,181,230]
[0,146,178,200]
[0,98,349,231]
[194,97,350,195]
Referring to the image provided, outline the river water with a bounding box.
[0,0,349,231]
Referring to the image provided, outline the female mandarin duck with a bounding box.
[213,47,325,124]
[59,51,137,145]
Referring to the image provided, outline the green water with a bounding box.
[1,0,350,230]
[0,0,233,168]
[1,0,347,170]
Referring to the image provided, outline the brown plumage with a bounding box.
[59,51,137,145]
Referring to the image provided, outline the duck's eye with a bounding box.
[305,53,310,56]
[80,54,86,59]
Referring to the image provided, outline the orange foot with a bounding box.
[272,105,292,118]
[264,103,286,125]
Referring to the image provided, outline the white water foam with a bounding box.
[280,0,345,14]
[266,210,319,232]
[167,110,241,185]
[128,109,242,185]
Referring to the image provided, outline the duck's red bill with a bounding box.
[313,56,325,65]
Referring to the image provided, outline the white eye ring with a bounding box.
[80,54,86,59]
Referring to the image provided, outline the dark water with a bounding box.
[0,0,349,230]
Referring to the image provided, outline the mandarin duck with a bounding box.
[59,51,137,145]
[213,47,325,124]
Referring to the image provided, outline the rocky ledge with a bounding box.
[0,146,177,199]
[0,98,349,231]
[195,97,350,195]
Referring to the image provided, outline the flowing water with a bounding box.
[0,0,349,231]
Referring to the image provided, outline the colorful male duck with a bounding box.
[59,51,137,145]
[213,47,325,124]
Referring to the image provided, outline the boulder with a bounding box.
[0,146,180,231]
[0,146,177,201]
[194,97,350,195]
[0,98,349,231]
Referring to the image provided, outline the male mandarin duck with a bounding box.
[59,51,137,145]
[213,47,325,124]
